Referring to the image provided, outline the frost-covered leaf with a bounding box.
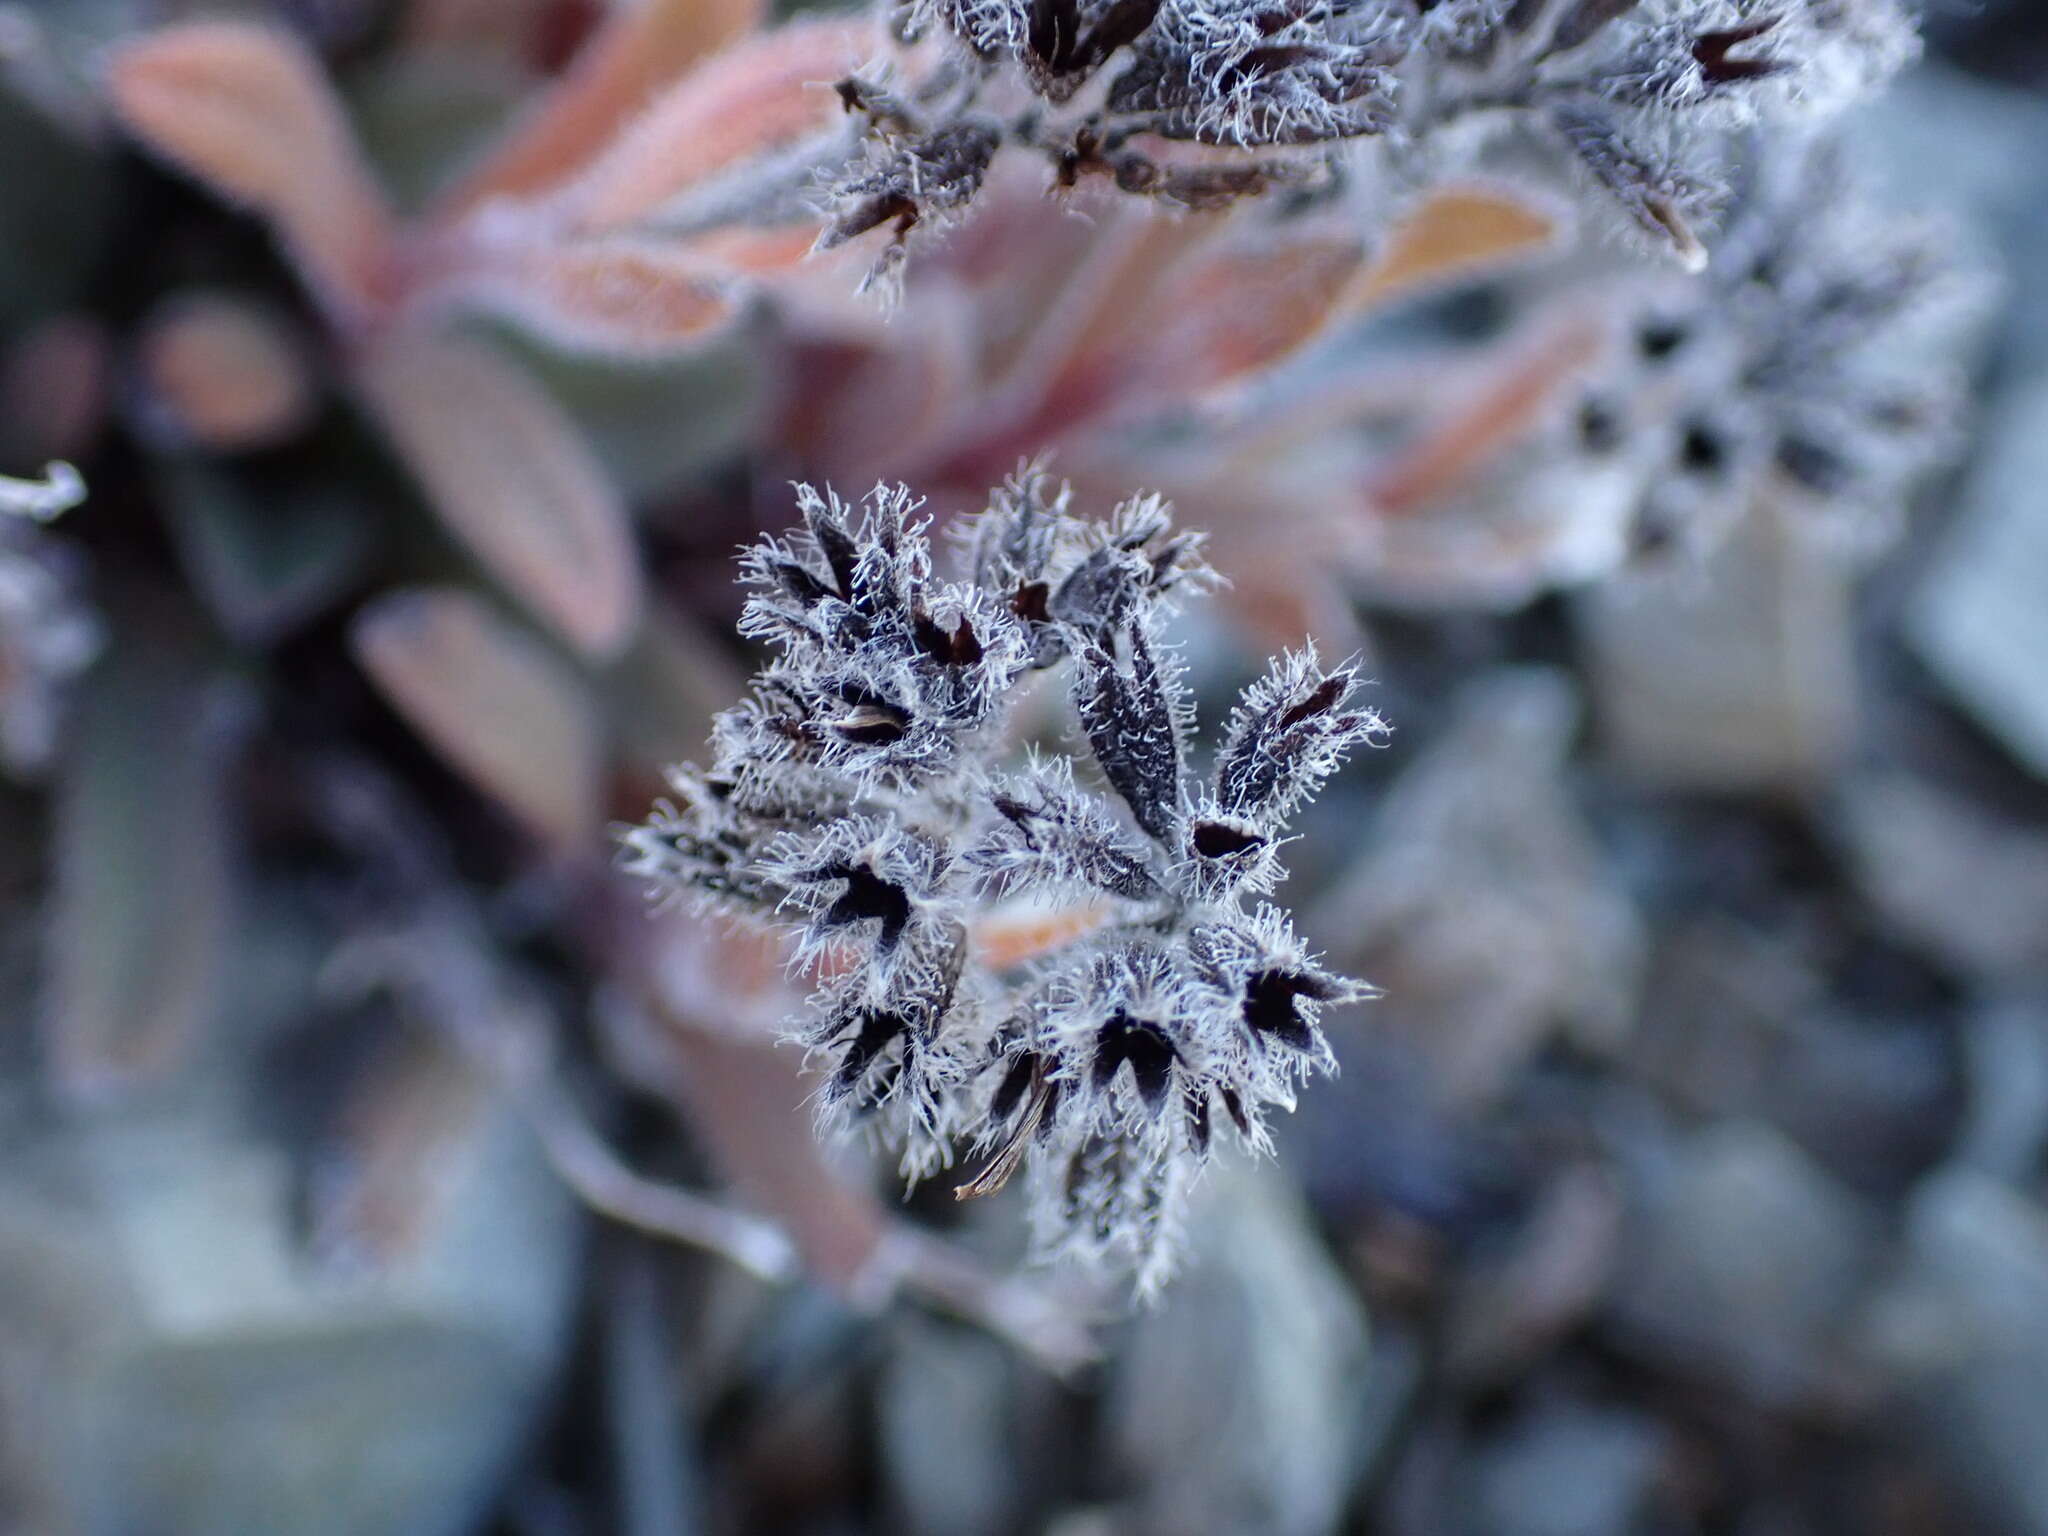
[157,458,373,645]
[443,0,771,210]
[554,18,879,233]
[417,238,738,358]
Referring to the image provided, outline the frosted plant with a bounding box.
[623,470,1387,1291]
[1541,138,1982,566]
[830,0,1919,272]
[0,463,96,775]
[1395,0,1921,266]
[0,461,84,524]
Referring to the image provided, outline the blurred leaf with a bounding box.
[1366,312,1605,518]
[0,84,112,330]
[157,458,374,645]
[311,1011,492,1267]
[355,328,643,657]
[1137,232,1367,397]
[136,291,317,452]
[604,604,746,781]
[348,48,532,214]
[557,17,878,232]
[493,325,768,502]
[426,237,738,359]
[0,314,111,467]
[1350,187,1561,313]
[351,586,604,852]
[45,619,241,1104]
[443,0,770,211]
[103,22,396,320]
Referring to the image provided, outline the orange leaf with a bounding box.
[1366,313,1605,518]
[443,0,769,211]
[972,904,1110,971]
[355,330,643,657]
[104,23,394,321]
[1350,187,1559,313]
[558,18,878,233]
[137,291,316,450]
[352,586,604,851]
[1141,232,1367,394]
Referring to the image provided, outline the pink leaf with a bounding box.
[414,237,738,358]
[355,329,643,657]
[555,18,878,233]
[136,291,317,450]
[351,586,604,852]
[1135,231,1367,397]
[441,0,771,211]
[104,23,395,322]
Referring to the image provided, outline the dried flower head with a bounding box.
[1553,139,1984,563]
[623,469,1387,1291]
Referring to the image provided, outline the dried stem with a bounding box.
[523,1077,802,1284]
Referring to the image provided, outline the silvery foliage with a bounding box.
[622,471,1387,1291]
[0,464,96,777]
[841,0,1918,269]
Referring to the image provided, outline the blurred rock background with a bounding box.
[3,0,2048,1533]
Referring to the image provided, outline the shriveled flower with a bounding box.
[623,468,1386,1291]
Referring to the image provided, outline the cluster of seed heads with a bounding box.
[821,0,1917,277]
[622,471,1388,1291]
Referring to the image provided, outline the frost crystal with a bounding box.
[623,470,1387,1291]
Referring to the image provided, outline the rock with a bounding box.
[1908,378,2048,783]
[878,1315,1043,1536]
[1319,668,1642,1108]
[1576,499,1857,794]
[1862,1170,2048,1535]
[1630,919,1957,1198]
[0,1097,579,1536]
[1109,1160,1370,1536]
[1353,1321,1428,1491]
[1846,65,2048,368]
[1467,1399,1666,1536]
[1604,1121,1877,1407]
[1839,772,2048,980]
[1952,1001,2048,1184]
[1444,1164,1623,1391]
